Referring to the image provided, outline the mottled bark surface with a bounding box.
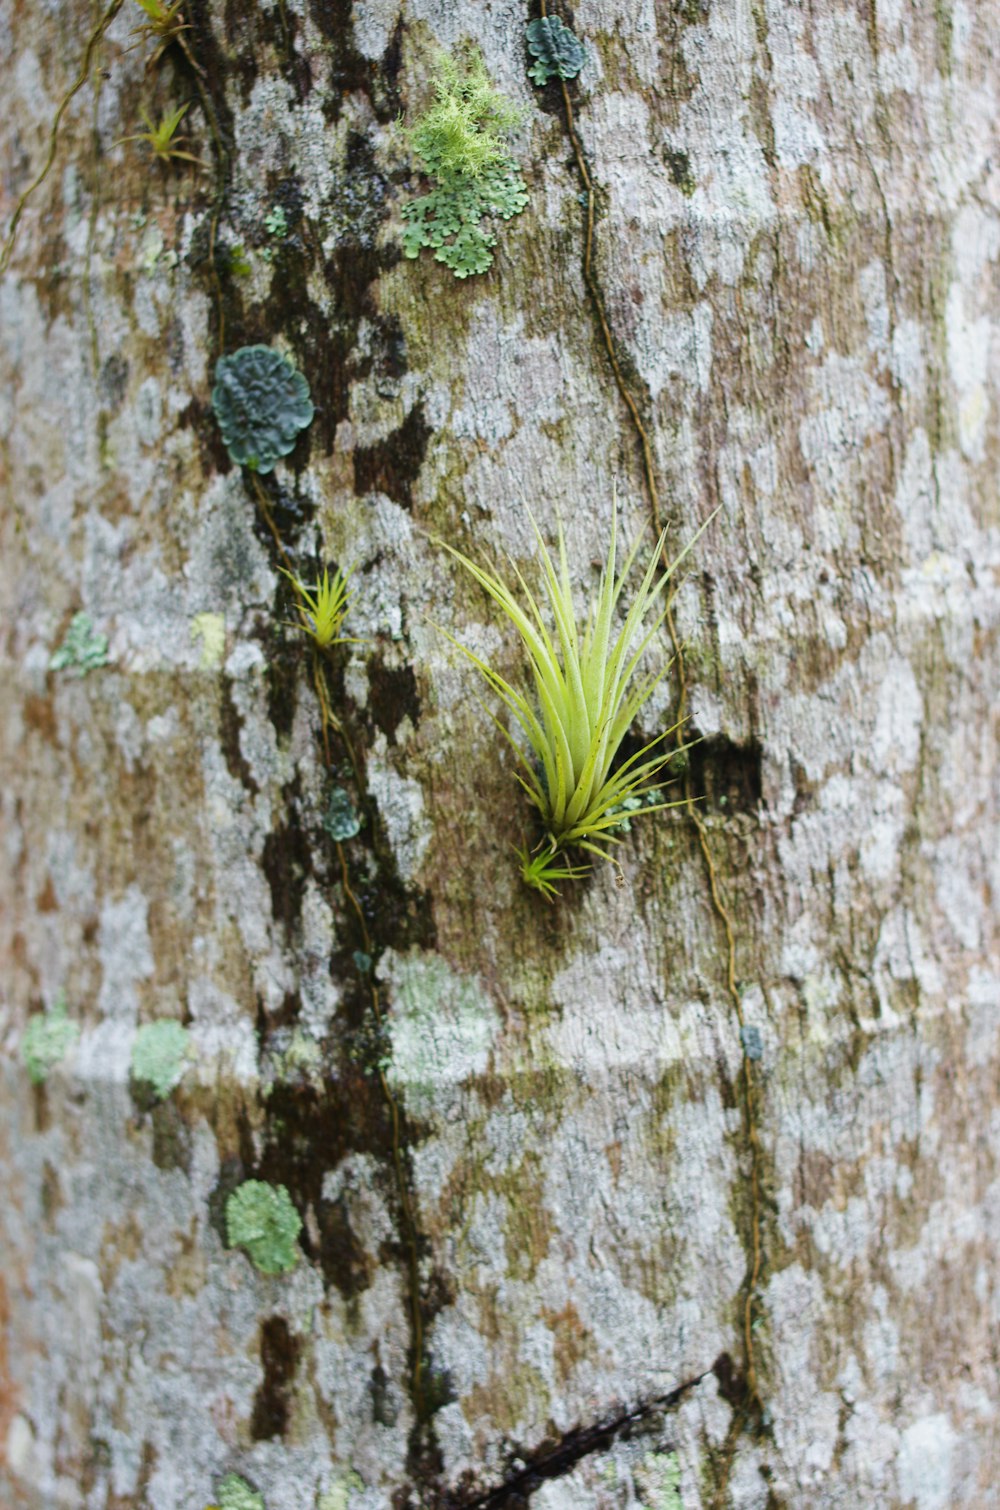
[1,1,999,1507]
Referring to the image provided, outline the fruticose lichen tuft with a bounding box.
[21,995,80,1084]
[215,1473,265,1510]
[226,1180,302,1274]
[211,346,314,472]
[49,612,109,676]
[131,1019,190,1100]
[400,49,528,278]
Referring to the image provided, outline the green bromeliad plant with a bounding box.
[440,508,711,895]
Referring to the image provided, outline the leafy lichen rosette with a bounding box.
[211,345,314,473]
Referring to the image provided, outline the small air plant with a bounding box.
[281,565,359,651]
[517,842,591,901]
[440,506,712,885]
[119,103,203,166]
[130,0,189,68]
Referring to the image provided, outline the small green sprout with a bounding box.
[226,1179,302,1274]
[282,565,357,650]
[440,507,712,864]
[50,612,109,676]
[119,104,203,166]
[264,205,289,238]
[131,1019,190,1101]
[400,49,528,278]
[131,0,189,67]
[525,16,587,86]
[517,843,590,900]
[22,996,79,1085]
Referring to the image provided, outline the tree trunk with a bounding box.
[2,1,998,1507]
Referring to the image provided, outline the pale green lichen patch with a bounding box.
[635,1450,683,1509]
[21,996,79,1084]
[317,1471,365,1510]
[190,611,226,668]
[381,950,500,1101]
[49,612,109,676]
[130,1019,190,1100]
[226,1179,302,1274]
[215,1473,265,1510]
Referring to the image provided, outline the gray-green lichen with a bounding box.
[215,1473,265,1510]
[636,1450,683,1509]
[323,785,363,841]
[130,1019,190,1100]
[211,346,313,472]
[21,996,80,1084]
[49,612,109,675]
[317,1472,365,1510]
[226,1180,302,1274]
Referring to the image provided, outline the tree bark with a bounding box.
[2,1,999,1507]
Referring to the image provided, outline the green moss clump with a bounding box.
[401,49,528,278]
[131,1019,190,1100]
[22,996,79,1084]
[226,1180,302,1274]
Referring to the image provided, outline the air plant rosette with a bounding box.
[440,505,713,898]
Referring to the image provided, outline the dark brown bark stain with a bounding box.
[251,1315,300,1439]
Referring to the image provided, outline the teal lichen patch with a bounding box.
[22,996,79,1084]
[211,346,314,473]
[324,786,363,841]
[525,15,587,85]
[400,49,528,278]
[131,1019,190,1101]
[214,1473,265,1510]
[226,1180,302,1274]
[49,612,109,676]
[635,1450,683,1509]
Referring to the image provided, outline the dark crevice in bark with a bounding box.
[688,735,763,814]
[250,1316,300,1440]
[444,1369,713,1508]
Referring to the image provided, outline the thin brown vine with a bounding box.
[0,0,125,277]
[537,2,764,1496]
[252,470,429,1416]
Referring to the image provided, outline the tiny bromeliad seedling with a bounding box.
[441,509,711,896]
[281,564,357,650]
[130,0,189,69]
[118,103,203,166]
[401,48,528,278]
